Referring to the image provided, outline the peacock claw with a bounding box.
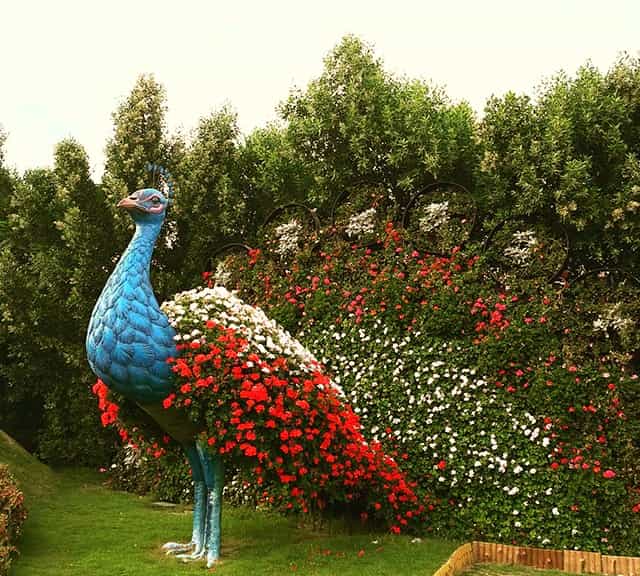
[162,541,195,555]
[176,549,206,562]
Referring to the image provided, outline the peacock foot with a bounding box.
[174,544,219,566]
[162,540,196,555]
[176,546,206,562]
[207,550,220,568]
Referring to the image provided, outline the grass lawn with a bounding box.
[1,432,458,575]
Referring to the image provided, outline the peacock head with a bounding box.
[117,188,169,226]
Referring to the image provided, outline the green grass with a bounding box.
[1,432,458,575]
[0,430,55,501]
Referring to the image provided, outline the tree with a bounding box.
[280,35,480,211]
[103,74,172,249]
[481,62,640,270]
[0,127,14,223]
[0,140,115,463]
[168,108,244,284]
[237,124,314,228]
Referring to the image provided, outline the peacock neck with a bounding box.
[116,221,163,282]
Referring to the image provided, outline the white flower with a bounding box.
[345,208,377,238]
[504,230,537,265]
[160,285,343,393]
[213,259,232,287]
[552,507,560,516]
[418,202,450,234]
[273,219,303,258]
[592,303,633,336]
[164,220,178,250]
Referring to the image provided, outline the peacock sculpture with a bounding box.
[86,167,422,568]
[86,171,225,566]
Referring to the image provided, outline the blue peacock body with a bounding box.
[86,183,224,567]
[86,208,176,405]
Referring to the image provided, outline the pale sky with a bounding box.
[1,0,639,179]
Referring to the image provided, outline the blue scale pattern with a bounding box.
[86,218,177,404]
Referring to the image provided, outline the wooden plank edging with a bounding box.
[433,543,475,576]
[469,541,640,576]
[431,542,640,576]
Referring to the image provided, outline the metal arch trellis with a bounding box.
[207,243,254,289]
[329,183,400,246]
[481,215,570,285]
[402,182,478,257]
[559,266,640,369]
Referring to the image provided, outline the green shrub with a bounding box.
[0,464,28,573]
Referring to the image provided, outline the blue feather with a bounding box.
[86,206,177,405]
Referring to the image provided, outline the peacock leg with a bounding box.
[163,444,206,556]
[198,447,224,567]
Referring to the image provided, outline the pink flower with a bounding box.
[602,469,616,479]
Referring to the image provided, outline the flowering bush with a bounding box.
[418,202,450,234]
[209,223,639,554]
[96,285,426,531]
[483,220,569,282]
[503,230,538,265]
[0,465,27,574]
[95,221,640,553]
[345,208,378,239]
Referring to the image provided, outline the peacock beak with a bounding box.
[117,196,140,211]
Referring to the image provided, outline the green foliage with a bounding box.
[0,127,15,222]
[0,431,55,501]
[1,36,640,553]
[480,59,640,269]
[238,125,314,226]
[106,443,193,504]
[0,143,116,464]
[280,35,480,211]
[170,107,244,285]
[104,74,169,194]
[102,74,176,250]
[0,463,27,573]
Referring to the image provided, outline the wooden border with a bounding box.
[432,542,640,576]
[433,543,475,576]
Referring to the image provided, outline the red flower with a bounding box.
[162,394,175,409]
[602,469,616,479]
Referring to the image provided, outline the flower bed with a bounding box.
[96,223,640,553]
